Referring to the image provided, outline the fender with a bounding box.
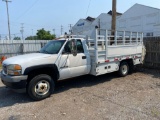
[23,64,59,80]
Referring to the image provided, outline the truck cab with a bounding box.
[1,37,91,100]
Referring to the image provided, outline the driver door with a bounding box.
[59,39,89,80]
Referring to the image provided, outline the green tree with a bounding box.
[37,28,56,40]
[13,36,21,40]
[25,36,37,40]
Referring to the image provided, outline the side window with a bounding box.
[63,41,71,53]
[63,40,84,54]
[76,40,84,53]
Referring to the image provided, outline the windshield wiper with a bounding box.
[40,50,50,54]
[44,50,50,54]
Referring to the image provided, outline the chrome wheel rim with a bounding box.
[122,65,128,75]
[35,80,50,96]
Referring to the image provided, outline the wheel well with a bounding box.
[120,59,133,66]
[120,59,134,73]
[26,66,59,84]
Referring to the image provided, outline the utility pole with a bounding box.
[3,0,11,40]
[69,24,72,34]
[53,29,55,35]
[111,0,117,44]
[5,36,8,40]
[14,34,15,38]
[20,23,24,40]
[32,29,33,40]
[61,25,63,35]
[0,35,1,40]
[98,19,101,35]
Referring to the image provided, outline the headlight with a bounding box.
[7,64,22,76]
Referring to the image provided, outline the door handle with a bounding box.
[82,56,86,59]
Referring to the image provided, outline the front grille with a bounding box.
[2,64,7,74]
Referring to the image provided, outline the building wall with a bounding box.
[72,4,160,38]
[117,4,160,36]
[72,19,92,35]
[72,13,112,38]
[92,13,112,29]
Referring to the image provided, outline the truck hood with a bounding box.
[3,53,58,73]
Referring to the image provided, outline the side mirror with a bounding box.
[70,39,77,56]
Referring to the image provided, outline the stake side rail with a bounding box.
[87,29,143,64]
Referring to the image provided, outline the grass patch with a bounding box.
[151,108,160,117]
[0,64,2,69]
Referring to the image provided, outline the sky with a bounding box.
[0,0,160,39]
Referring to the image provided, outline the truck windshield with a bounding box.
[40,40,65,54]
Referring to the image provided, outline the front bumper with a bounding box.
[0,71,28,92]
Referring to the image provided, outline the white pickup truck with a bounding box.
[0,29,144,100]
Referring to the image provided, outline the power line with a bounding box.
[86,0,92,17]
[0,33,21,35]
[15,0,39,21]
[8,20,70,31]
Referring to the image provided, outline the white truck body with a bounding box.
[0,29,144,100]
[88,29,143,76]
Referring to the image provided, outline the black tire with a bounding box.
[27,74,54,101]
[128,61,134,74]
[118,62,129,77]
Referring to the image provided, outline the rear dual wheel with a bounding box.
[118,62,129,77]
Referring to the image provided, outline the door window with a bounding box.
[76,40,84,53]
[63,39,84,54]
[63,41,71,53]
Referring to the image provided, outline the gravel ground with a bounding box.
[0,68,160,120]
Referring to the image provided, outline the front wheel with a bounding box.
[118,62,129,77]
[27,74,55,101]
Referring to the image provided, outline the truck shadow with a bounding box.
[55,72,118,94]
[0,86,32,108]
[134,66,160,78]
[0,68,159,108]
[0,72,118,108]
